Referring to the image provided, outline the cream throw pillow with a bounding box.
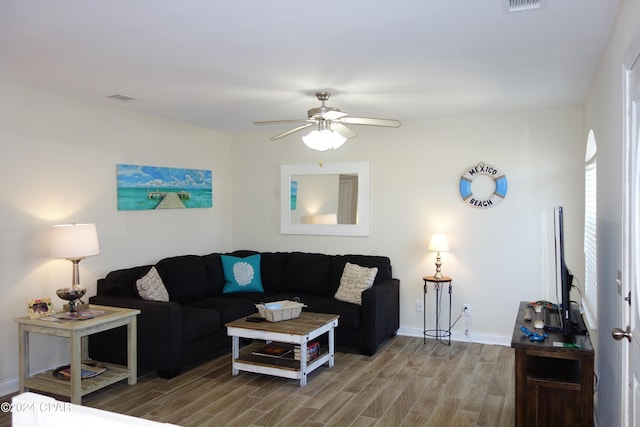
[136,266,169,302]
[334,262,378,305]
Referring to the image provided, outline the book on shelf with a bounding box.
[294,341,321,362]
[251,342,294,359]
[53,363,106,379]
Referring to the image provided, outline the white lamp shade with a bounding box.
[51,224,100,259]
[302,129,347,152]
[428,233,449,252]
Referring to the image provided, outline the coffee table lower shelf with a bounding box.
[233,342,330,382]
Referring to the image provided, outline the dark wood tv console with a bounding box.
[511,301,594,427]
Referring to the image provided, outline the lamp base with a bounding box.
[433,253,444,279]
[63,302,89,312]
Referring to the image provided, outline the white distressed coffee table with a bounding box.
[226,311,339,386]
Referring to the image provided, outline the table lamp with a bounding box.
[428,233,449,279]
[50,223,100,311]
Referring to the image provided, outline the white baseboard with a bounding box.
[0,376,19,399]
[397,326,512,347]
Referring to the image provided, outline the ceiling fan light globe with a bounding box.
[302,129,346,151]
[330,133,347,150]
[302,130,327,151]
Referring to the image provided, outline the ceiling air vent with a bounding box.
[503,0,545,13]
[106,94,139,102]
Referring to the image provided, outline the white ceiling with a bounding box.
[0,0,620,134]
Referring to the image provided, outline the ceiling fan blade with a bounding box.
[341,117,401,127]
[331,122,358,139]
[270,123,314,140]
[253,118,310,125]
[322,110,349,121]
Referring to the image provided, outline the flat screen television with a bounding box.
[553,206,581,339]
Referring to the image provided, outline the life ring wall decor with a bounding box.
[459,162,508,208]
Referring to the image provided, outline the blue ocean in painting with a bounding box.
[117,188,213,210]
[117,164,213,210]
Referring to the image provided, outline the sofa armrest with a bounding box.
[88,295,183,374]
[359,278,400,354]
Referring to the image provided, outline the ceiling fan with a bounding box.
[253,92,401,149]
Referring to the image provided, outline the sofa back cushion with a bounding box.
[155,255,212,303]
[284,252,331,296]
[328,255,392,295]
[260,252,288,293]
[101,265,153,297]
[201,253,226,294]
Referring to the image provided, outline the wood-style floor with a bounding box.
[0,336,515,426]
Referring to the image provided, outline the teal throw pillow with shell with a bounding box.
[221,254,264,293]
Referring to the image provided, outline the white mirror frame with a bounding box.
[280,162,370,236]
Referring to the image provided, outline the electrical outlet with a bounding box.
[463,304,471,316]
[416,300,424,312]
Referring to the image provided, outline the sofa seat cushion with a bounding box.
[182,306,221,342]
[185,297,257,324]
[155,255,212,303]
[221,292,281,304]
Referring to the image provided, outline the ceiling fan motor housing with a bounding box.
[308,92,340,119]
[308,106,341,119]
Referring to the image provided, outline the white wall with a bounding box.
[584,0,640,425]
[0,83,233,395]
[231,107,585,343]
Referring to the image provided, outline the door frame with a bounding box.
[621,28,640,427]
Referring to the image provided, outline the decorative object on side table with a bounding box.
[428,233,449,279]
[50,223,100,312]
[26,298,55,319]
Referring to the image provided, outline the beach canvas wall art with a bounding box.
[117,164,212,211]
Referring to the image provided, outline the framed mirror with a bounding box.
[280,162,370,236]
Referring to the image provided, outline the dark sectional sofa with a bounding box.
[88,250,400,378]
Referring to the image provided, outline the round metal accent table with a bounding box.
[422,276,453,346]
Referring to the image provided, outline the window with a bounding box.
[584,130,597,325]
